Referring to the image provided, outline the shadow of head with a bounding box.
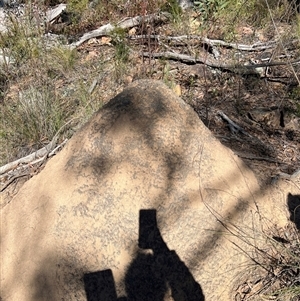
[125,252,167,301]
[83,262,167,301]
[287,193,300,229]
[84,270,118,301]
[83,209,205,301]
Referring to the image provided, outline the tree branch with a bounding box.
[142,51,300,75]
[70,12,170,48]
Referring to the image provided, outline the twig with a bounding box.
[235,151,282,164]
[218,111,251,136]
[0,173,30,192]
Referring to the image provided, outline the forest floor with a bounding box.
[65,8,300,186]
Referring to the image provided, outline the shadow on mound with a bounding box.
[84,209,205,301]
[287,193,300,229]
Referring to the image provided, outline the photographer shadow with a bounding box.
[84,209,205,301]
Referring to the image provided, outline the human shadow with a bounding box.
[287,193,300,229]
[83,269,119,301]
[83,209,205,301]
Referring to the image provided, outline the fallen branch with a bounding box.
[70,24,114,49]
[1,114,74,177]
[218,111,251,136]
[130,34,278,51]
[0,138,57,175]
[202,37,278,51]
[117,12,170,28]
[143,51,300,75]
[0,139,68,192]
[0,137,67,176]
[45,3,67,24]
[70,12,170,48]
[277,169,300,180]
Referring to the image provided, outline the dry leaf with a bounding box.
[101,36,112,45]
[87,38,98,44]
[173,84,181,96]
[128,27,137,36]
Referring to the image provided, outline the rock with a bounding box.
[0,8,7,32]
[178,0,194,9]
[0,49,12,65]
[0,80,294,301]
[0,0,18,7]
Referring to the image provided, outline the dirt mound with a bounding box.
[0,80,297,301]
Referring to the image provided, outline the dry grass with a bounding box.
[234,222,300,301]
[0,0,299,162]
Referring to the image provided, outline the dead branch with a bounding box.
[276,169,300,180]
[70,12,170,48]
[48,138,68,157]
[70,24,114,48]
[143,51,300,75]
[0,139,57,175]
[202,37,278,51]
[218,111,251,136]
[45,3,66,24]
[0,139,68,192]
[0,137,68,176]
[117,12,170,28]
[1,114,73,177]
[130,34,278,51]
